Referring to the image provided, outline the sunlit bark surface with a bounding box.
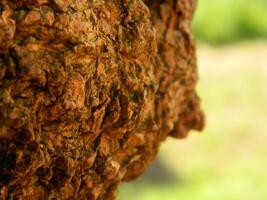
[0,0,204,199]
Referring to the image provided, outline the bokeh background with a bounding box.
[118,0,267,199]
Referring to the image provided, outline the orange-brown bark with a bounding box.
[0,0,203,199]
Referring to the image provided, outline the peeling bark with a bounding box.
[0,0,204,199]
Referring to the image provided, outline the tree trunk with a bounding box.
[0,0,204,199]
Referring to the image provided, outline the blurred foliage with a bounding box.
[192,0,267,44]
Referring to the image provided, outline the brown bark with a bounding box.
[0,0,204,199]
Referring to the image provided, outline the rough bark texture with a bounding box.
[0,0,204,199]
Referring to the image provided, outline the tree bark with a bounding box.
[0,0,204,199]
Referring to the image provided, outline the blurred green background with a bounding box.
[193,0,267,45]
[118,0,267,199]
